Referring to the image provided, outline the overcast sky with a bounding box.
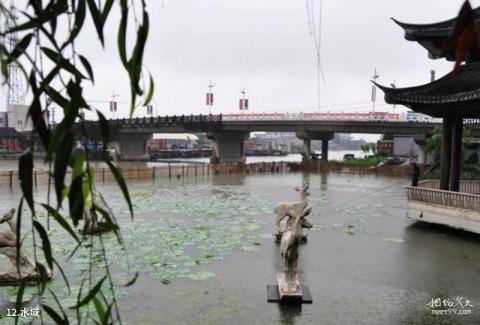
[2,0,479,121]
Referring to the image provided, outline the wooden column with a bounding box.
[449,116,463,192]
[440,115,453,190]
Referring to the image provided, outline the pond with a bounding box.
[0,172,479,324]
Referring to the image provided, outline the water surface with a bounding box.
[0,172,479,324]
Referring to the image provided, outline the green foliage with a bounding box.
[0,1,153,323]
[425,127,480,179]
[425,127,442,162]
[360,142,377,155]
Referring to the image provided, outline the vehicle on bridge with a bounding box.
[406,111,433,123]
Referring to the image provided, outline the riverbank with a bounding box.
[0,160,412,190]
[0,151,366,171]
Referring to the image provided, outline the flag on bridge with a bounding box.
[206,93,214,106]
[239,99,249,110]
[109,101,117,112]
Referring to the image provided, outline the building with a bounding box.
[244,133,291,155]
[0,127,25,152]
[7,104,33,132]
[0,112,7,128]
[147,133,199,151]
[392,135,419,158]
[376,140,393,156]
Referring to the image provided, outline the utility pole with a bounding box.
[46,97,56,127]
[371,68,380,112]
[6,2,25,107]
[239,87,248,113]
[206,81,215,115]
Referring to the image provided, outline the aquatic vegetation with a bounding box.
[0,181,272,324]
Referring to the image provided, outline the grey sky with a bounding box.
[2,0,478,121]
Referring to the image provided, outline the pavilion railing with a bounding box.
[406,185,480,211]
[417,179,480,194]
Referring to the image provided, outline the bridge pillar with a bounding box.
[416,145,428,165]
[207,131,249,164]
[115,133,152,161]
[414,135,428,165]
[296,130,334,161]
[302,138,311,162]
[321,139,329,161]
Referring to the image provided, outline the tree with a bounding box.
[360,143,377,156]
[425,127,480,179]
[0,1,152,323]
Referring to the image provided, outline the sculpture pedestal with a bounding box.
[277,273,302,300]
[0,269,53,286]
[267,283,312,304]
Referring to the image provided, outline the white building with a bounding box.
[7,104,33,131]
[393,135,419,157]
[0,112,7,127]
[147,133,199,151]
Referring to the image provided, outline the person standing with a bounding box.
[411,161,420,187]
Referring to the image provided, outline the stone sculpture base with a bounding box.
[80,222,118,236]
[0,269,53,286]
[277,273,302,300]
[267,283,312,304]
[274,233,307,244]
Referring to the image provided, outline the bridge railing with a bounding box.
[103,114,223,129]
[221,112,403,122]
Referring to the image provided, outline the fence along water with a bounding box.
[0,161,414,190]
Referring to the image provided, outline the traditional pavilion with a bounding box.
[377,10,480,192]
[375,8,480,233]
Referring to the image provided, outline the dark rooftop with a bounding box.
[375,62,480,118]
[0,127,25,139]
[393,7,480,61]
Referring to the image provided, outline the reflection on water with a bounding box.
[278,304,302,325]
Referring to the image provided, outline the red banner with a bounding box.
[206,93,214,105]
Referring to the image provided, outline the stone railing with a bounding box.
[418,179,480,194]
[406,185,480,211]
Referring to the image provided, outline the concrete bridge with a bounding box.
[80,114,477,162]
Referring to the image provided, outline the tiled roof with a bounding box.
[375,62,480,117]
[393,8,480,38]
[392,8,480,60]
[0,127,24,138]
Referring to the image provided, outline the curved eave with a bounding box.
[374,66,480,118]
[391,17,455,32]
[392,8,480,39]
